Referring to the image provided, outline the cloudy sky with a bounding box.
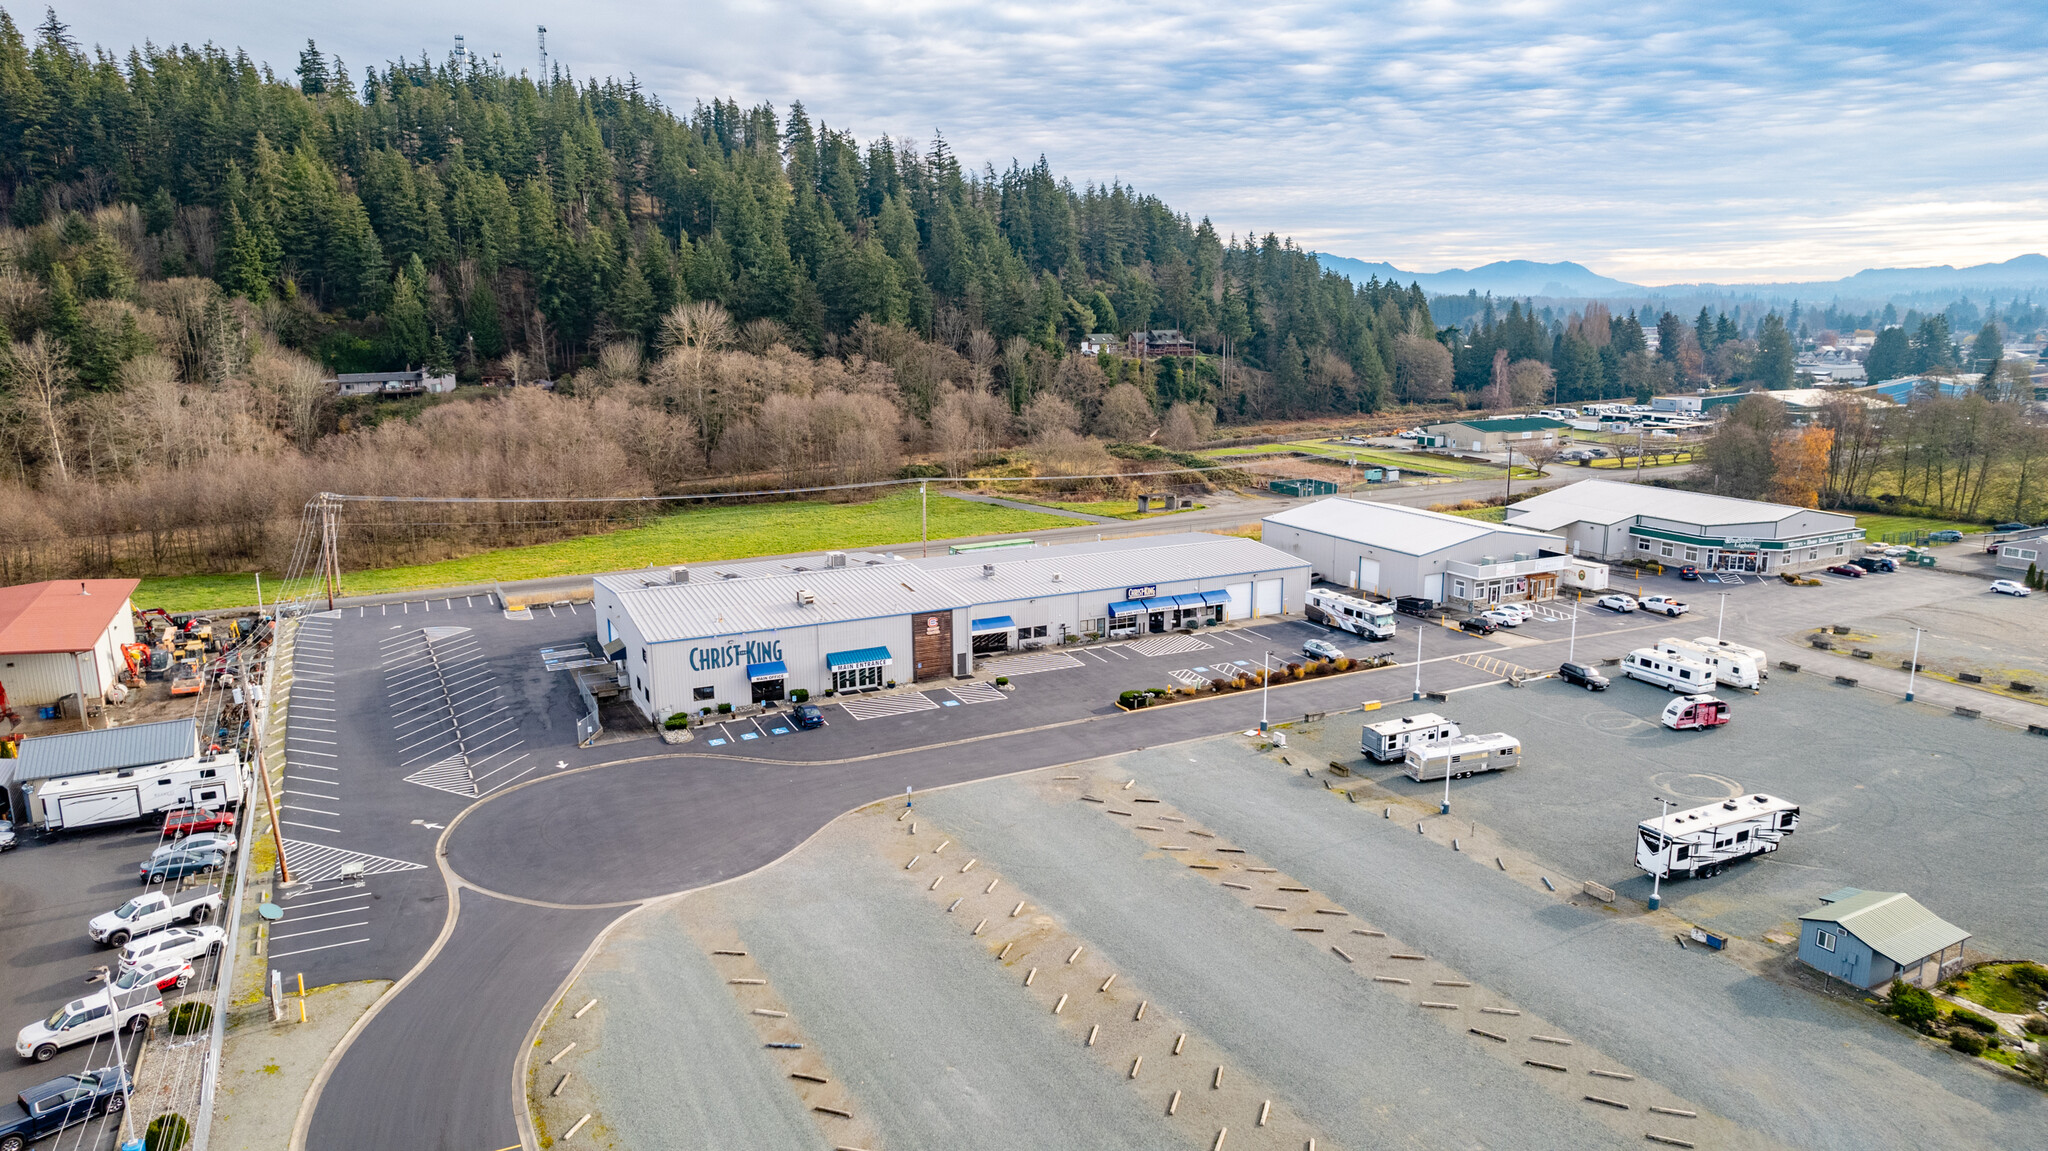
[47,1,2048,284]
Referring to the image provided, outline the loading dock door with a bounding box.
[913,612,953,681]
[1356,557,1382,595]
[1223,582,1251,621]
[1255,580,1283,618]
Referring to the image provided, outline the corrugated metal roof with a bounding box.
[1426,416,1571,433]
[1263,498,1562,557]
[0,579,139,654]
[1799,890,1970,965]
[599,534,1306,644]
[1504,479,1856,533]
[8,718,199,784]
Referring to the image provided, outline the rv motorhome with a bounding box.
[1636,793,1799,879]
[1403,733,1521,782]
[1305,588,1396,640]
[1654,638,1761,690]
[1361,712,1461,763]
[1692,637,1769,682]
[1620,648,1717,694]
[23,751,244,831]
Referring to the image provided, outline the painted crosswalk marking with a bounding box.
[837,692,941,721]
[279,839,426,883]
[987,651,1084,676]
[1167,668,1209,686]
[947,681,1006,704]
[1127,633,1214,657]
[404,754,477,797]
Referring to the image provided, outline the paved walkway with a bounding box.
[941,491,1121,523]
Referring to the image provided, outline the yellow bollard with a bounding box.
[297,973,308,1023]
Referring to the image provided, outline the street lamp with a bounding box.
[1412,620,1424,701]
[1648,795,1671,910]
[1715,592,1730,641]
[1906,626,1928,701]
[1260,650,1272,731]
[1567,592,1580,663]
[1440,752,1454,815]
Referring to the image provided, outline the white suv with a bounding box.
[115,925,226,980]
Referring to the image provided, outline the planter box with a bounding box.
[1959,672,1983,683]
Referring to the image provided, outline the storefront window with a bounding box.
[832,666,884,691]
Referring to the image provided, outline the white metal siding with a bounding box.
[1355,557,1382,594]
[1255,580,1283,617]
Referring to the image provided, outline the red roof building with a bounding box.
[0,579,140,711]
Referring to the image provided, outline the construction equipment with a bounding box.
[168,661,203,697]
[0,681,20,731]
[120,643,150,686]
[146,646,173,679]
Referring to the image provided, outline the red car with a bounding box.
[163,807,236,837]
[1825,564,1864,578]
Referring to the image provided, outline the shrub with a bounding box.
[662,712,689,730]
[146,1114,192,1151]
[2012,962,2048,995]
[995,676,1009,686]
[716,702,732,714]
[166,1001,212,1036]
[791,688,809,702]
[1948,1030,1987,1056]
[1889,980,1938,1027]
[1949,1007,1999,1033]
[1117,690,1145,709]
[2020,1014,2048,1036]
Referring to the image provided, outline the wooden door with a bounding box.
[913,612,952,681]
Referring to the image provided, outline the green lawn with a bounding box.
[135,490,1075,611]
[1953,963,2048,1015]
[1854,514,1986,540]
[1198,440,1512,479]
[1443,505,1509,522]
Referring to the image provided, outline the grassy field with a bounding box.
[1197,440,1518,479]
[1017,499,1201,521]
[135,490,1074,611]
[1442,505,1509,522]
[1854,513,1988,540]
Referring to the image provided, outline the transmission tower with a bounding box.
[537,25,547,82]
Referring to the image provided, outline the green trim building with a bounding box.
[1502,479,1862,575]
[1415,416,1571,453]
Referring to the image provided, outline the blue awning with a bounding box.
[1199,589,1232,605]
[826,646,892,671]
[970,615,1014,632]
[1171,593,1209,608]
[1108,600,1146,616]
[746,660,788,682]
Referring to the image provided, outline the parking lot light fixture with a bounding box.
[1648,796,1670,911]
[1906,627,1927,701]
[1440,756,1453,816]
[1715,592,1730,641]
[1412,622,1424,702]
[1568,595,1580,663]
[1259,650,1272,731]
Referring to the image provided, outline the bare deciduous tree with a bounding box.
[1093,383,1155,442]
[4,332,75,482]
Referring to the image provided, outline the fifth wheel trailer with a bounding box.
[1636,793,1799,879]
[22,752,244,831]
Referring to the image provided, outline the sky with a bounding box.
[40,1,2048,285]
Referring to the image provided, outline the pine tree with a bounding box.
[385,259,434,367]
[296,39,329,94]
[1755,313,1795,390]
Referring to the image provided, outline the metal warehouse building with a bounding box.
[1501,479,1863,574]
[2,717,197,823]
[0,578,140,712]
[593,534,1310,719]
[1260,498,1608,609]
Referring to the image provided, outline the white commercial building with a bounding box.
[592,534,1309,720]
[1260,498,1608,609]
[1502,479,1862,574]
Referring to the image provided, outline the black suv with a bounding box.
[1849,556,1894,573]
[1459,616,1497,635]
[1558,662,1609,690]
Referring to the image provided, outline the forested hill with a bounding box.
[0,7,1433,414]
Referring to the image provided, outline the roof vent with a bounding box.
[796,589,816,605]
[983,563,996,578]
[1051,571,1062,582]
[670,566,690,584]
[827,551,847,568]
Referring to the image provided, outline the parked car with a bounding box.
[147,834,236,864]
[1594,594,1638,613]
[0,1065,131,1149]
[1883,545,1911,557]
[1677,565,1700,581]
[162,807,234,837]
[1639,595,1689,617]
[1478,609,1520,629]
[1558,662,1610,691]
[1994,522,2030,532]
[1990,579,2033,597]
[88,890,222,948]
[14,988,161,1062]
[790,703,826,729]
[0,820,13,852]
[1825,564,1864,578]
[1927,530,1964,543]
[139,849,225,886]
[1849,556,1895,573]
[109,957,192,994]
[114,926,225,980]
[1493,602,1533,622]
[1302,638,1345,662]
[1459,617,1498,635]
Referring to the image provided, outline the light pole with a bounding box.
[1567,592,1580,663]
[1647,796,1670,910]
[1905,626,1927,701]
[1715,592,1730,641]
[1412,621,1424,701]
[1440,752,1454,815]
[1260,650,1272,731]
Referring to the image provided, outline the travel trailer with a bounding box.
[1636,794,1799,879]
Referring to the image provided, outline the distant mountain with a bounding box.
[1311,254,1645,298]
[1313,252,2048,303]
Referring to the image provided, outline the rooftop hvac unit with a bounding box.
[670,566,690,584]
[1513,552,1529,562]
[827,551,847,567]
[796,589,816,605]
[983,564,996,577]
[1481,556,1495,565]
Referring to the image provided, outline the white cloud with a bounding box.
[43,0,2048,283]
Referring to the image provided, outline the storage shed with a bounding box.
[0,579,141,712]
[1798,888,1970,990]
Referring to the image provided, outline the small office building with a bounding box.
[1502,479,1862,574]
[0,578,141,710]
[592,534,1308,720]
[1260,498,1607,608]
[2,717,197,822]
[1414,416,1570,453]
[1991,526,2048,572]
[1798,888,1970,991]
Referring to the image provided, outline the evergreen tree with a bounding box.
[385,259,434,367]
[1754,313,1795,390]
[1865,326,1909,384]
[1656,311,1685,362]
[296,39,329,94]
[1969,321,2002,376]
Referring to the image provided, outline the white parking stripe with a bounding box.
[284,805,341,816]
[276,905,369,923]
[282,819,341,833]
[268,938,369,959]
[268,920,369,941]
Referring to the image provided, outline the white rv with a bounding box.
[1305,589,1396,640]
[1620,648,1717,694]
[1404,733,1521,782]
[23,751,244,831]
[1362,712,1460,763]
[1692,637,1769,682]
[1636,793,1800,879]
[1654,638,1761,690]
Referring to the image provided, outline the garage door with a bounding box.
[1255,580,1283,618]
[1356,558,1381,594]
[1223,582,1251,621]
[1424,573,1444,602]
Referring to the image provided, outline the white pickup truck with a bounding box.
[15,985,163,1062]
[1638,595,1689,617]
[88,890,223,948]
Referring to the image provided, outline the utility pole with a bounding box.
[318,496,340,610]
[1635,430,1646,482]
[920,481,928,558]
[244,649,289,883]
